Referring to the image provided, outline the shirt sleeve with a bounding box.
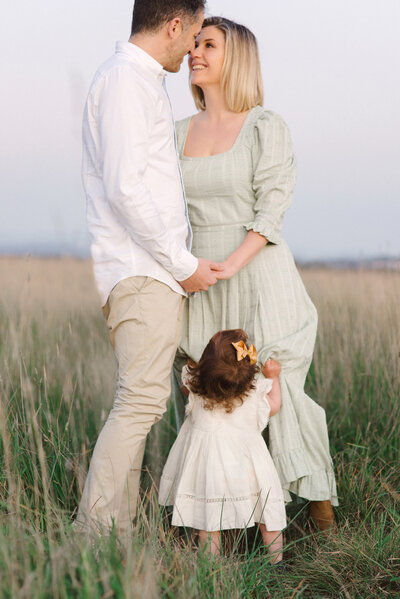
[245,111,297,245]
[97,66,198,281]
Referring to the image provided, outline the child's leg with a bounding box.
[198,529,221,556]
[258,524,283,564]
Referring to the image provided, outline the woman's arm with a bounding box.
[217,113,296,281]
[217,230,267,280]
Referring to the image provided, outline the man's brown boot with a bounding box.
[309,500,335,534]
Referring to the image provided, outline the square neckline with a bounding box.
[180,106,260,160]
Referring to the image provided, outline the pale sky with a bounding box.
[1,0,399,260]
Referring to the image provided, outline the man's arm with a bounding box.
[98,66,198,282]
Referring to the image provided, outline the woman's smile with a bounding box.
[189,25,225,86]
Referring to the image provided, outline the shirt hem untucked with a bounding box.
[96,269,188,306]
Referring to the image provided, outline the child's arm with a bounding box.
[180,382,189,398]
[180,361,193,398]
[261,359,282,417]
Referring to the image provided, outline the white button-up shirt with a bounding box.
[83,42,198,306]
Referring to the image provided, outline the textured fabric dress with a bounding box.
[159,368,287,531]
[172,106,338,506]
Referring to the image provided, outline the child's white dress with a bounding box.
[159,368,287,532]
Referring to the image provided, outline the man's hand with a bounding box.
[261,358,282,379]
[179,259,224,293]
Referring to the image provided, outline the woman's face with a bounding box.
[188,26,225,88]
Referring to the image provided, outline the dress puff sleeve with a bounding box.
[255,377,273,433]
[182,365,196,415]
[246,111,297,245]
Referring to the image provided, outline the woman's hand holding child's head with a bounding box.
[262,359,281,379]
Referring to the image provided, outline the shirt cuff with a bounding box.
[244,221,281,245]
[169,250,198,282]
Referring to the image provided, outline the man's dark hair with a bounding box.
[131,0,206,35]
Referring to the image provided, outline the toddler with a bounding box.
[159,329,286,562]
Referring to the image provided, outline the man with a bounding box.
[76,0,222,533]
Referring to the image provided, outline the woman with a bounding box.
[172,16,338,530]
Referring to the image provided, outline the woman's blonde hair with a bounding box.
[191,16,264,113]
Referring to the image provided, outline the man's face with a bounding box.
[164,10,204,73]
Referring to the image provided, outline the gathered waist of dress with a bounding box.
[191,223,246,232]
[190,422,261,437]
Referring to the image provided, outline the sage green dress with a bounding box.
[173,105,338,505]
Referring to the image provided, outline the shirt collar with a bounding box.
[115,41,167,81]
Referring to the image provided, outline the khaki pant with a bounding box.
[75,276,184,532]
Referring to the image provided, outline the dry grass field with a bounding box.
[0,256,399,598]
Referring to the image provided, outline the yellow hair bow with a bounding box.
[231,340,258,365]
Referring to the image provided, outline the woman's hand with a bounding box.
[262,358,281,379]
[215,258,240,280]
[216,230,267,281]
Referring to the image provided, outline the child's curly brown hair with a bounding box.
[186,329,258,413]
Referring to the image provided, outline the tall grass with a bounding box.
[0,257,399,598]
